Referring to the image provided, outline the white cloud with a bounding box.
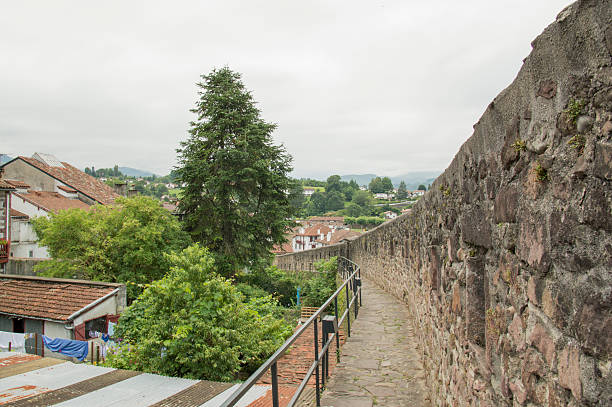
[0,0,573,177]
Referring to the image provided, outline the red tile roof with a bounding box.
[298,224,332,237]
[3,179,29,189]
[271,242,293,254]
[9,209,29,219]
[57,185,77,193]
[162,201,178,212]
[328,229,361,244]
[307,216,344,222]
[17,156,119,204]
[0,180,15,190]
[0,275,122,321]
[14,191,91,213]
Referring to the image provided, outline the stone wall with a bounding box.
[275,1,612,405]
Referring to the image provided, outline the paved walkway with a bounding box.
[320,279,429,407]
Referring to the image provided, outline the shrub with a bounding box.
[107,246,292,381]
[237,266,299,307]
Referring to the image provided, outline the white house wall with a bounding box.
[11,194,49,219]
[72,295,119,326]
[10,194,51,258]
[43,320,73,360]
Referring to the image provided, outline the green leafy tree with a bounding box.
[288,181,306,216]
[308,191,327,215]
[397,181,408,199]
[352,190,373,208]
[299,178,326,188]
[108,245,292,381]
[325,175,343,194]
[348,180,359,190]
[381,177,394,192]
[418,184,427,191]
[32,196,190,299]
[368,177,384,193]
[176,67,294,276]
[342,180,359,201]
[344,202,363,217]
[301,257,338,308]
[325,191,345,211]
[238,265,300,307]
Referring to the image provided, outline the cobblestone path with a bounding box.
[320,279,429,407]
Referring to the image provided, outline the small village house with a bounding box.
[0,275,126,358]
[0,177,15,273]
[382,210,397,220]
[302,187,315,196]
[0,153,120,274]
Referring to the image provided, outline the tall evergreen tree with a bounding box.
[397,181,408,199]
[176,67,294,275]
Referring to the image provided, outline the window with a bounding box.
[29,250,33,258]
[12,318,25,333]
[84,316,107,339]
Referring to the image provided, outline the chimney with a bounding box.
[113,181,128,197]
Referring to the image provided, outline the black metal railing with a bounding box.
[220,256,362,407]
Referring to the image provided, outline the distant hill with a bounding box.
[340,174,377,186]
[118,167,157,177]
[341,171,440,190]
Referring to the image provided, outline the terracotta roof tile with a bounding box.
[9,209,29,219]
[17,156,119,204]
[14,191,92,213]
[0,180,15,190]
[3,179,29,188]
[271,242,293,254]
[307,216,344,222]
[57,185,77,193]
[328,229,361,244]
[0,277,118,321]
[299,224,332,237]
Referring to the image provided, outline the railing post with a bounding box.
[334,296,340,362]
[271,361,279,407]
[314,319,321,406]
[346,284,351,337]
[354,275,358,319]
[359,267,363,306]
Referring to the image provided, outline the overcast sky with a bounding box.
[0,0,573,178]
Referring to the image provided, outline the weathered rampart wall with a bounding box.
[276,1,612,405]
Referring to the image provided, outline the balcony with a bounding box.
[0,240,8,263]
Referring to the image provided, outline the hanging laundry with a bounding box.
[100,342,108,359]
[101,334,109,342]
[23,333,36,340]
[107,322,117,337]
[42,335,88,361]
[0,331,26,353]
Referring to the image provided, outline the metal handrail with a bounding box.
[220,256,362,407]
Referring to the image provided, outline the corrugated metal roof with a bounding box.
[0,362,112,404]
[55,373,198,407]
[0,353,298,406]
[200,384,271,407]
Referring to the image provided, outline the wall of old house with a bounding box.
[1,159,56,192]
[275,1,612,405]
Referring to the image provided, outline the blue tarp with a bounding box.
[42,335,89,361]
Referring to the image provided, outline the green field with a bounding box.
[303,186,325,192]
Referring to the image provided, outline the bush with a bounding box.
[32,196,191,300]
[238,266,299,306]
[301,257,338,308]
[107,245,292,381]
